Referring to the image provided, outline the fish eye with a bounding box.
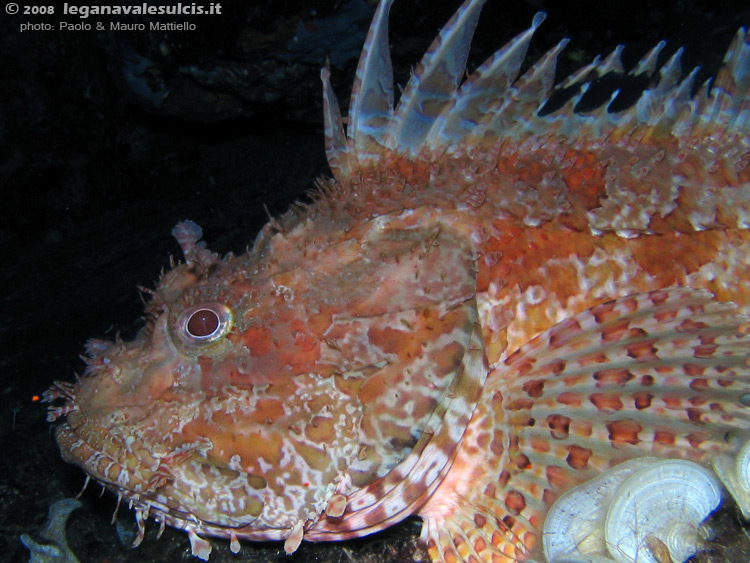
[187,308,220,337]
[176,302,232,346]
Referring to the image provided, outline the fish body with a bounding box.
[46,0,750,561]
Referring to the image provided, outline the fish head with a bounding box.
[52,240,366,538]
[48,213,486,543]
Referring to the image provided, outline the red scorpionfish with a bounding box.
[46,0,750,561]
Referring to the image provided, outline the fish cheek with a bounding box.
[346,308,476,487]
[161,457,267,527]
[186,409,285,471]
[178,373,364,520]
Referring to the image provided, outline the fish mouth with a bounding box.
[47,376,271,539]
[52,418,283,544]
[52,420,178,545]
[54,417,160,496]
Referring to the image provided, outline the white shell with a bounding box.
[713,438,750,519]
[543,458,661,561]
[604,459,721,563]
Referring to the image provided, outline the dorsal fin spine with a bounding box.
[321,66,348,177]
[704,27,750,134]
[478,38,569,139]
[348,0,395,155]
[387,0,488,152]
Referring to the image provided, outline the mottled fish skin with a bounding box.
[45,0,750,562]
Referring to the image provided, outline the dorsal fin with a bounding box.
[477,38,569,139]
[322,0,396,175]
[321,1,750,180]
[321,65,348,175]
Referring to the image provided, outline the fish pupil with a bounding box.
[186,308,220,337]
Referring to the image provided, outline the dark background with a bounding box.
[2,0,750,561]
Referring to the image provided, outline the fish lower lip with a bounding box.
[54,423,137,488]
[54,422,268,527]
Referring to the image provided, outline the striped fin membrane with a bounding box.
[419,288,750,562]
